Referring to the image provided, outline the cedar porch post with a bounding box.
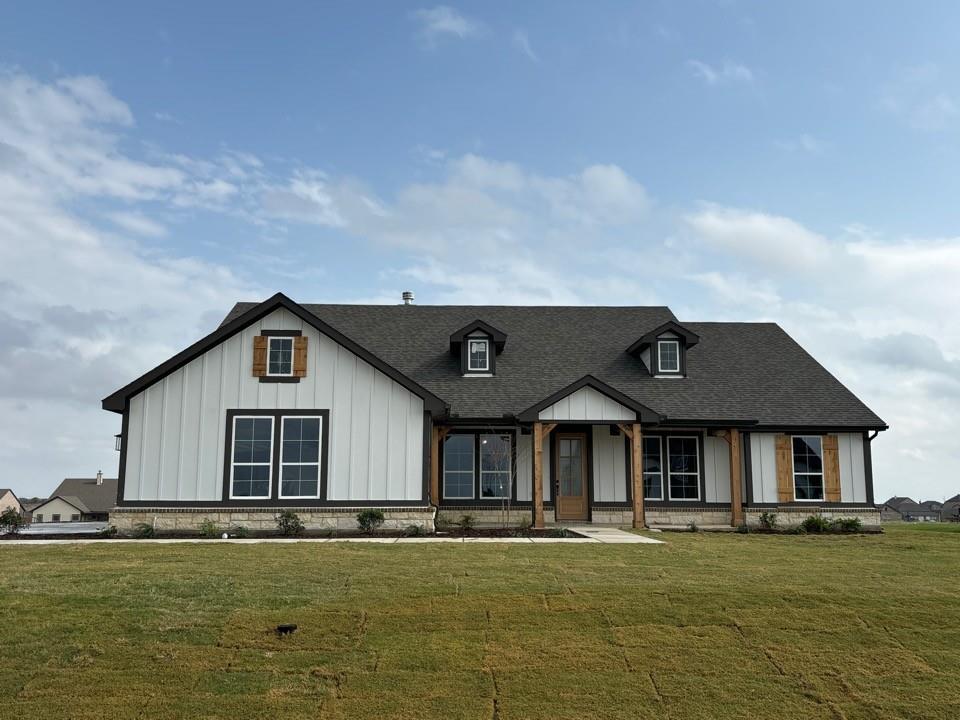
[631,423,645,529]
[430,426,450,507]
[533,422,544,529]
[729,428,744,527]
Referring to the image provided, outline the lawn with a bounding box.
[1,524,958,719]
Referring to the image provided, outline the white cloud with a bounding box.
[882,63,959,131]
[413,6,481,44]
[512,29,539,63]
[106,210,167,237]
[687,59,754,86]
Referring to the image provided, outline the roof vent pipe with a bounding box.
[96,470,103,485]
[402,291,415,305]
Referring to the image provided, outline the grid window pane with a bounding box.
[268,337,293,375]
[668,437,699,500]
[642,436,663,499]
[444,434,475,498]
[480,434,511,498]
[231,417,273,498]
[279,416,322,498]
[468,339,489,370]
[792,436,824,500]
[669,474,699,499]
[658,341,680,372]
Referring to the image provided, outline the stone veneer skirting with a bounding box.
[109,507,435,533]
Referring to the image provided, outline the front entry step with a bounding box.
[566,526,665,544]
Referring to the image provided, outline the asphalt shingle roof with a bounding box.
[48,478,118,514]
[224,303,885,429]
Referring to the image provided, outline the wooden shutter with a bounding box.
[293,336,308,377]
[252,336,267,377]
[774,433,793,503]
[823,435,841,502]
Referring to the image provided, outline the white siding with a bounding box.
[703,435,731,503]
[838,433,867,503]
[124,307,425,502]
[538,386,636,422]
[592,426,628,502]
[516,434,532,502]
[749,433,779,503]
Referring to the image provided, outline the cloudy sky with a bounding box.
[1,1,958,500]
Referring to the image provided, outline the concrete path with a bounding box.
[566,526,665,544]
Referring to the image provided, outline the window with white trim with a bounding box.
[230,416,274,499]
[642,436,663,500]
[279,417,322,499]
[443,434,475,499]
[468,338,489,372]
[480,434,511,498]
[658,340,680,373]
[792,436,824,501]
[667,436,699,500]
[267,336,294,376]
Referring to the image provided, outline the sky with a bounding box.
[0,1,958,501]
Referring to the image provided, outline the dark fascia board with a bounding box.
[449,319,507,354]
[32,495,86,515]
[626,320,700,355]
[747,423,889,433]
[102,292,448,414]
[515,375,664,423]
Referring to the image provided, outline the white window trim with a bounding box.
[666,435,700,501]
[229,415,274,500]
[642,436,663,501]
[467,338,490,372]
[657,339,680,374]
[479,433,512,499]
[443,435,476,500]
[791,435,825,502]
[278,415,324,500]
[266,336,295,377]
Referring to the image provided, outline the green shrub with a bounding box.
[801,515,832,533]
[230,525,250,539]
[457,514,476,532]
[514,516,533,537]
[132,522,155,539]
[547,527,570,538]
[357,509,386,534]
[0,508,24,535]
[198,519,220,538]
[434,512,453,531]
[276,510,305,537]
[404,523,425,537]
[759,512,778,530]
[97,524,118,538]
[735,523,750,534]
[688,521,699,533]
[832,517,862,533]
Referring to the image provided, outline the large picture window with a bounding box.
[667,436,700,500]
[792,436,824,501]
[230,416,274,499]
[443,432,513,500]
[280,417,322,499]
[642,436,663,500]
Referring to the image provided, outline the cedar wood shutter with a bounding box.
[774,434,793,503]
[252,336,267,377]
[293,336,308,377]
[822,435,841,502]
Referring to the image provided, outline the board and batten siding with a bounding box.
[591,426,628,503]
[749,432,867,504]
[123,307,425,503]
[703,435,731,504]
[537,386,636,422]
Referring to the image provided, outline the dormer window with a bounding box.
[468,338,489,372]
[657,340,680,373]
[268,337,294,376]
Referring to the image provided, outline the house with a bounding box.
[941,495,960,522]
[0,489,23,516]
[102,293,886,532]
[880,496,941,522]
[30,473,118,523]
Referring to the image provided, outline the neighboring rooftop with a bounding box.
[46,478,118,514]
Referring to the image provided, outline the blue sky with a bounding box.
[1,1,958,500]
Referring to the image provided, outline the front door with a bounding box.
[555,433,588,521]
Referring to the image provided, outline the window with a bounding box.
[667,436,699,500]
[658,340,680,373]
[792,436,824,501]
[52,514,61,522]
[267,336,294,376]
[642,436,663,500]
[230,416,274,499]
[70,514,80,522]
[279,417,322,499]
[480,434,511,498]
[443,434,475,499]
[467,338,489,372]
[34,514,43,523]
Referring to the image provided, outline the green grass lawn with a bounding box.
[1,524,958,719]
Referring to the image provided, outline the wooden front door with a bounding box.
[555,433,588,521]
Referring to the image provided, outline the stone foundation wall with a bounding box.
[435,508,546,527]
[745,507,881,529]
[109,507,435,534]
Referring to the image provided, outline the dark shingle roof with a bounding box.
[223,303,885,428]
[48,478,118,514]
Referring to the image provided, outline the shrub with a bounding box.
[832,517,862,533]
[230,525,250,539]
[132,522,155,539]
[276,510,305,537]
[801,515,832,533]
[759,512,778,530]
[404,523,424,537]
[735,523,750,534]
[0,508,25,535]
[688,521,699,533]
[514,516,533,537]
[547,527,570,538]
[357,509,385,533]
[457,514,476,533]
[198,519,220,538]
[97,524,118,538]
[434,513,453,531]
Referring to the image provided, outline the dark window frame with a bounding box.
[222,409,329,503]
[460,333,496,375]
[652,336,686,377]
[791,434,825,502]
[441,430,515,502]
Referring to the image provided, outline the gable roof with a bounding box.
[220,302,887,429]
[449,320,508,353]
[883,496,917,509]
[46,478,119,514]
[103,293,446,414]
[516,375,663,423]
[32,495,88,515]
[0,489,22,510]
[626,320,701,355]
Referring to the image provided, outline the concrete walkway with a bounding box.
[1,527,663,546]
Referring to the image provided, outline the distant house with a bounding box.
[880,496,942,522]
[941,495,960,523]
[30,473,118,523]
[0,489,23,516]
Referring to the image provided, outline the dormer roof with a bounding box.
[449,319,507,354]
[625,320,700,356]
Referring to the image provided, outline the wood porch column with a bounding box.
[729,428,744,527]
[631,423,645,529]
[430,426,450,506]
[533,422,544,529]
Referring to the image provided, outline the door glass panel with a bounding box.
[558,438,583,497]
